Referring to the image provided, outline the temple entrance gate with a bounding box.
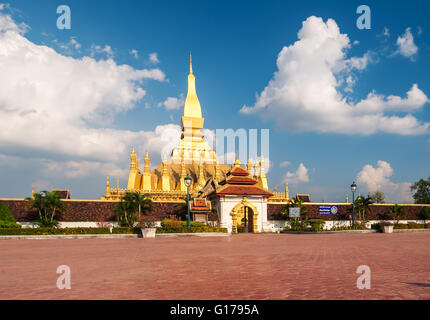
[230,198,259,233]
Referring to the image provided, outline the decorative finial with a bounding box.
[189,52,193,74]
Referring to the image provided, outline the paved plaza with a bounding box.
[0,233,429,300]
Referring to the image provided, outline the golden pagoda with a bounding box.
[101,55,289,203]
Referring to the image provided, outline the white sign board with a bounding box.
[289,207,301,218]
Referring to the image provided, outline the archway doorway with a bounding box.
[237,206,254,233]
[230,199,259,233]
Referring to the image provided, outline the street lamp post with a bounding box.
[351,181,357,226]
[184,174,192,228]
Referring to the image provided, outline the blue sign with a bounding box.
[319,205,338,215]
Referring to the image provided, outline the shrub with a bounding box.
[394,223,408,229]
[0,203,15,222]
[371,223,382,232]
[138,216,156,228]
[36,218,59,228]
[0,204,22,228]
[0,227,141,235]
[0,220,22,228]
[161,219,206,228]
[306,219,325,232]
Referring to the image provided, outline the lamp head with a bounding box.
[184,174,192,187]
[351,181,357,192]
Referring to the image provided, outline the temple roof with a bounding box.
[210,165,273,197]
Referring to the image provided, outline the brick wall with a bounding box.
[0,199,184,222]
[267,203,430,220]
[1,199,428,222]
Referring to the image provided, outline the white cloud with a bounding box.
[0,10,177,179]
[279,161,291,167]
[90,44,114,58]
[130,49,138,59]
[149,52,159,64]
[0,3,28,34]
[240,16,429,135]
[284,163,309,184]
[396,27,418,59]
[356,160,413,203]
[69,37,81,50]
[158,94,185,110]
[43,160,129,179]
[383,27,390,38]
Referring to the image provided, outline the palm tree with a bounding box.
[115,194,137,227]
[389,204,406,225]
[354,195,373,224]
[25,191,65,227]
[128,192,152,219]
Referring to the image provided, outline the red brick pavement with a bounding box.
[0,233,429,300]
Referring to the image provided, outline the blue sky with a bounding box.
[0,0,429,202]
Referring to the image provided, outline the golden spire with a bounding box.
[285,182,290,201]
[130,145,138,171]
[246,157,252,172]
[144,150,150,173]
[162,153,168,174]
[183,54,202,118]
[189,52,193,74]
[106,176,111,196]
[254,158,259,177]
[31,185,34,199]
[233,153,241,168]
[161,153,170,191]
[260,155,268,190]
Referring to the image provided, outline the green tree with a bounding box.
[0,203,21,228]
[0,203,15,222]
[115,192,138,227]
[370,190,385,203]
[25,191,65,227]
[410,176,430,204]
[389,204,406,225]
[128,192,152,219]
[418,207,429,224]
[354,195,373,223]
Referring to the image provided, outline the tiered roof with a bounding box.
[213,166,273,197]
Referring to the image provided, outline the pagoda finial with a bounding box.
[189,52,193,74]
[233,152,241,168]
[246,157,252,172]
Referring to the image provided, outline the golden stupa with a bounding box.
[102,55,289,202]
